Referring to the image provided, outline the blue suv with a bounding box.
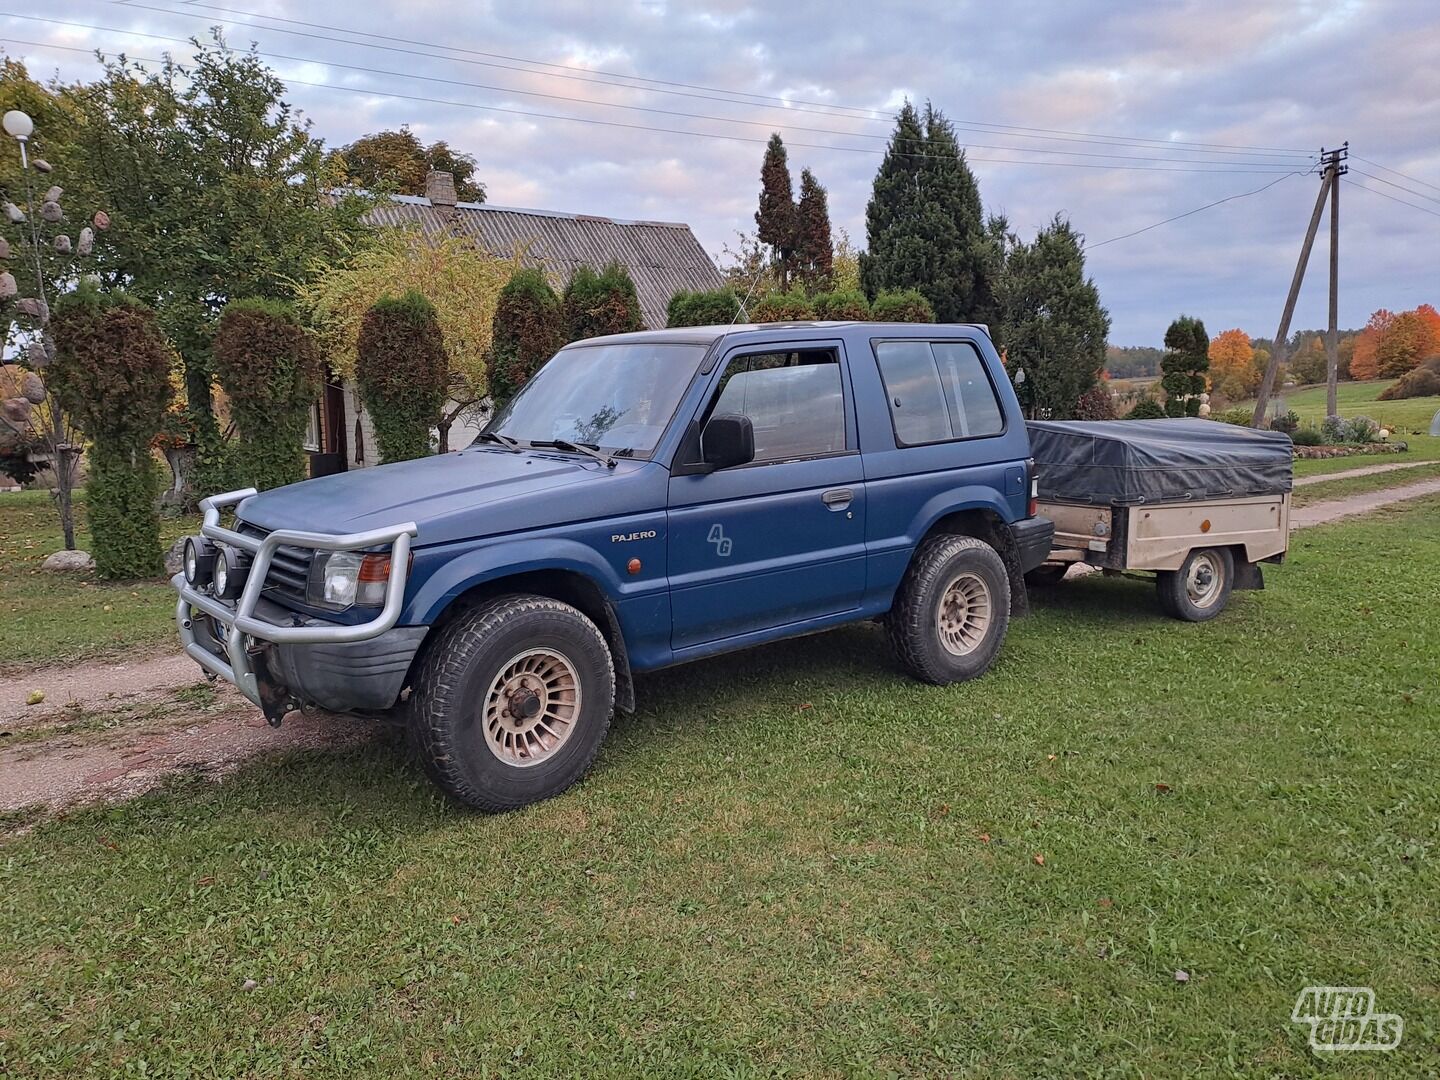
[174,322,1054,809]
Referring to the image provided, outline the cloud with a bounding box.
[4,0,1436,341]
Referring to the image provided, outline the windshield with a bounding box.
[486,342,707,456]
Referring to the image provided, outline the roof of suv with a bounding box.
[566,322,992,348]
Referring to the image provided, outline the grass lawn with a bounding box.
[2,499,1437,1077]
[1239,379,1440,434]
[0,490,197,675]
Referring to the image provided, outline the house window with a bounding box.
[303,402,321,453]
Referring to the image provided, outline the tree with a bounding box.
[212,300,321,490]
[1376,309,1435,377]
[1126,396,1167,420]
[47,287,173,578]
[666,288,741,327]
[996,216,1110,417]
[62,37,373,486]
[755,133,796,286]
[296,228,516,452]
[355,291,449,463]
[490,268,564,406]
[1161,316,1210,417]
[1208,328,1258,399]
[831,227,861,293]
[1351,309,1392,380]
[332,127,486,203]
[563,262,644,341]
[1287,337,1327,386]
[794,168,832,290]
[861,102,997,324]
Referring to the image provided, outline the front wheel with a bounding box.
[1155,547,1234,622]
[886,535,1011,685]
[408,595,615,811]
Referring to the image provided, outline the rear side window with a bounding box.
[874,340,1004,446]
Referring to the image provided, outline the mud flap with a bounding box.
[1233,561,1264,591]
[250,646,294,726]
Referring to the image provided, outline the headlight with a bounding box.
[213,544,250,600]
[306,551,407,610]
[182,536,216,587]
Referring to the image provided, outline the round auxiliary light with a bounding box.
[182,536,217,587]
[214,545,250,600]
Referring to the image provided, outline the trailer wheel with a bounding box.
[1156,547,1234,622]
[408,595,615,811]
[886,535,1011,684]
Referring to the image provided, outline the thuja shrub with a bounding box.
[490,268,564,406]
[563,262,644,342]
[48,287,173,578]
[213,299,321,490]
[871,289,935,323]
[750,287,815,322]
[812,289,871,320]
[666,288,741,327]
[356,290,448,462]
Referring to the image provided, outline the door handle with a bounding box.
[822,488,853,509]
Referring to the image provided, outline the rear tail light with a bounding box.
[1027,457,1039,517]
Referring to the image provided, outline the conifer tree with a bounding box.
[755,133,797,286]
[794,168,833,290]
[861,102,996,324]
[1161,315,1210,417]
[996,216,1110,417]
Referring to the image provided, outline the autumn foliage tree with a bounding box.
[1207,328,1258,400]
[212,299,320,490]
[47,288,173,578]
[489,268,564,406]
[1351,305,1440,380]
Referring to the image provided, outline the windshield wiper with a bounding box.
[474,431,523,453]
[530,439,617,468]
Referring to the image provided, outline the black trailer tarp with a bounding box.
[1027,418,1293,505]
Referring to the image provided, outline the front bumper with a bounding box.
[173,488,419,720]
[1011,515,1057,573]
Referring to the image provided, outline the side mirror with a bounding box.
[701,413,754,470]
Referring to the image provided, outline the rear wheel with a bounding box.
[1156,547,1233,622]
[886,535,1011,684]
[409,595,615,811]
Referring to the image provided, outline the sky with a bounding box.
[4,0,1438,344]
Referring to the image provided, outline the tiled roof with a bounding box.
[365,196,724,330]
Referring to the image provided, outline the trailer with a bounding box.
[1025,418,1294,621]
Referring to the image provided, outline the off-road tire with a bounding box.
[409,594,615,811]
[886,535,1011,685]
[1155,547,1234,622]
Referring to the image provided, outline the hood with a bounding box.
[237,446,663,546]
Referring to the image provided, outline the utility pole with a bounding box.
[1325,143,1348,417]
[1252,144,1347,427]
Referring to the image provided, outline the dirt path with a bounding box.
[0,651,201,726]
[1290,476,1440,529]
[5,477,1439,821]
[1292,460,1434,487]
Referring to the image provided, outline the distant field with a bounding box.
[1239,379,1440,433]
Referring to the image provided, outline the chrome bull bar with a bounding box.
[172,487,419,709]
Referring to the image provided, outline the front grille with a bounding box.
[236,523,315,601]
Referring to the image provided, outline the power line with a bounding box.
[102,0,1318,159]
[3,38,1312,174]
[1348,167,1440,206]
[1341,178,1440,220]
[0,16,1308,171]
[1349,154,1440,195]
[1085,171,1307,250]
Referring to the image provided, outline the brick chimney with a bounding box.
[424,170,458,207]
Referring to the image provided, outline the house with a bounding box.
[308,171,725,473]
